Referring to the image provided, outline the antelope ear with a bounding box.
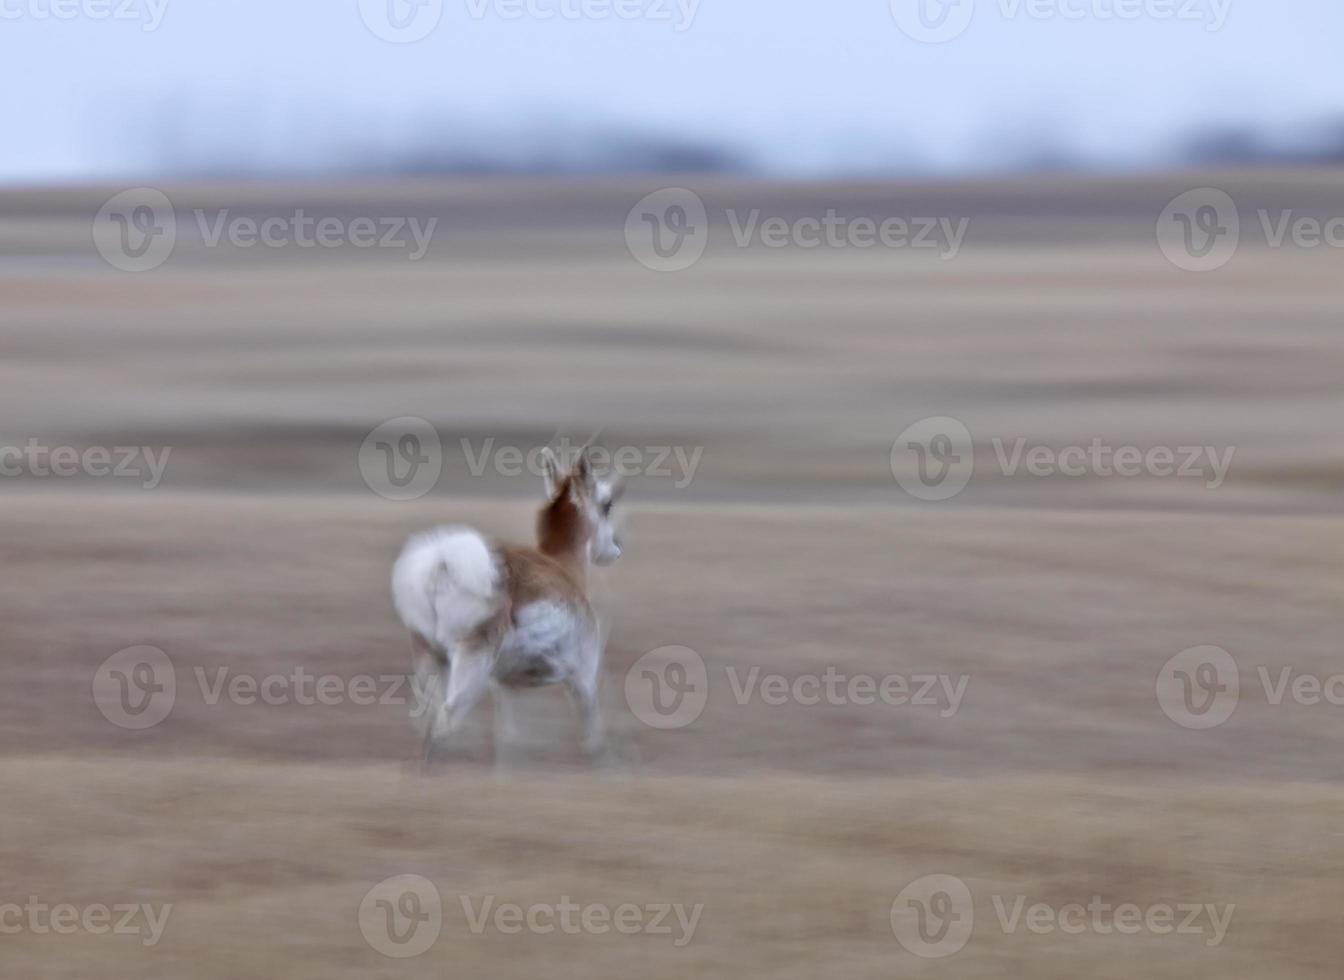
[538,447,561,500]
[573,445,599,495]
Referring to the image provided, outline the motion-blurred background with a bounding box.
[7,0,1344,181]
[3,2,1343,978]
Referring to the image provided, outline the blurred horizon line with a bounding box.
[8,107,1344,189]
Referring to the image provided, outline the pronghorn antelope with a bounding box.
[392,446,624,766]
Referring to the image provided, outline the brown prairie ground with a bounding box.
[2,173,1343,977]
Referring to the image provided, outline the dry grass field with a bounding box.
[2,172,1343,976]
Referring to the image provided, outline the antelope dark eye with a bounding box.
[601,500,612,515]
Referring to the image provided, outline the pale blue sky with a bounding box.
[2,0,1341,181]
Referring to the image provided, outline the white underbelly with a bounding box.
[495,600,584,685]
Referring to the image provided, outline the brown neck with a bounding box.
[536,485,589,577]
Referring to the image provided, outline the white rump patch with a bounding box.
[392,526,502,649]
